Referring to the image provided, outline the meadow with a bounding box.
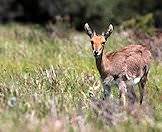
[0,23,162,132]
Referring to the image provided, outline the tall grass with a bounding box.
[0,23,161,132]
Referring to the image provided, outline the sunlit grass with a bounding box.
[0,23,161,131]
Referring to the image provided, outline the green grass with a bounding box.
[0,23,161,132]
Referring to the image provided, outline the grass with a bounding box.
[0,23,161,132]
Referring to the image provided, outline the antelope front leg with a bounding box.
[118,80,127,106]
[103,83,111,99]
[102,76,113,99]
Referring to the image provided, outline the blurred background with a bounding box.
[0,0,162,31]
[0,1,162,131]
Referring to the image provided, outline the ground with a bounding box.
[0,23,162,132]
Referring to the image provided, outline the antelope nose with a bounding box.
[93,50,99,56]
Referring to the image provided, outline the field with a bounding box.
[0,23,162,132]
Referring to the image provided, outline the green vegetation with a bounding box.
[1,0,162,31]
[0,24,162,132]
[121,13,155,34]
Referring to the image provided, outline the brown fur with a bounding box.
[98,44,151,79]
[84,23,152,105]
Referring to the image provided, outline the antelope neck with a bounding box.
[95,51,107,77]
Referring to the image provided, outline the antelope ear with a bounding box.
[103,24,113,40]
[84,23,94,38]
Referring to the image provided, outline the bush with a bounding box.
[0,0,161,30]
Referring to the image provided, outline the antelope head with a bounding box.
[84,23,113,58]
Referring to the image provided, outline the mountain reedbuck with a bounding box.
[84,23,152,105]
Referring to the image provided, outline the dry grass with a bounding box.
[0,23,161,132]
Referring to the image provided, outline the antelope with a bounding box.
[84,23,152,105]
